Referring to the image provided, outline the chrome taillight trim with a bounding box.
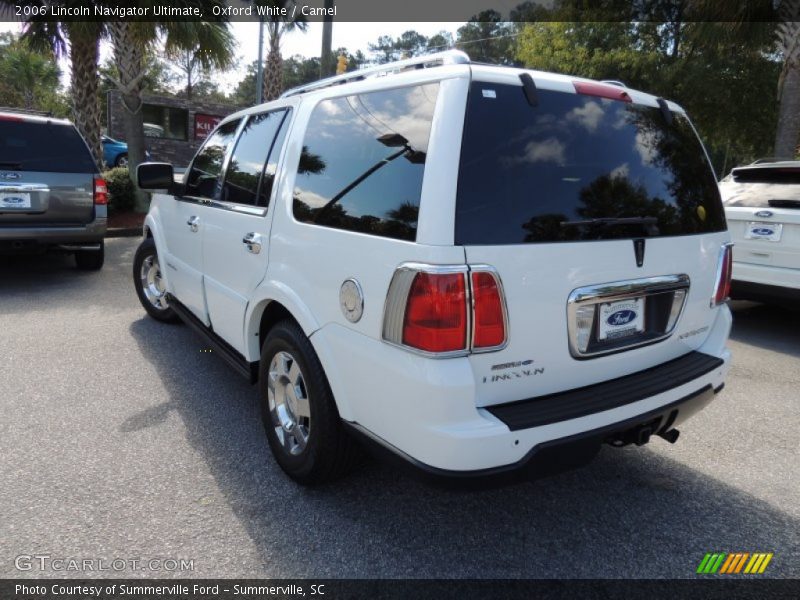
[382,263,472,359]
[381,262,510,358]
[566,274,691,359]
[710,243,734,308]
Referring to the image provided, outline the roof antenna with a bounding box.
[519,73,538,107]
[656,98,673,125]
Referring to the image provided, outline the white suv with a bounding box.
[720,160,800,303]
[133,51,732,485]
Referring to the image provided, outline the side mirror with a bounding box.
[137,162,175,191]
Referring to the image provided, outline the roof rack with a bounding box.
[0,106,54,117]
[279,50,470,99]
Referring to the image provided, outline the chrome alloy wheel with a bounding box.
[268,351,311,455]
[140,254,168,310]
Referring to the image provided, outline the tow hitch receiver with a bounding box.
[607,416,681,447]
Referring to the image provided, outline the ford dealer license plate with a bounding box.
[744,221,782,242]
[598,298,645,341]
[0,192,31,209]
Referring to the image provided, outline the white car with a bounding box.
[720,160,800,303]
[133,51,732,485]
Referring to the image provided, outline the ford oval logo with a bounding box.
[752,227,774,236]
[607,310,637,326]
[754,210,773,218]
[3,196,24,204]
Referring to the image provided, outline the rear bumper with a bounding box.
[313,307,731,474]
[346,383,722,487]
[732,261,800,299]
[0,209,106,246]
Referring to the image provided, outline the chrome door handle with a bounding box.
[242,232,263,254]
[187,216,199,232]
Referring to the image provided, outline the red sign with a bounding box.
[194,113,222,141]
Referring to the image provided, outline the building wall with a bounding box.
[107,91,243,167]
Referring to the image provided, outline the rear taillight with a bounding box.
[94,177,108,205]
[402,272,467,353]
[471,271,506,350]
[383,264,507,356]
[711,243,733,307]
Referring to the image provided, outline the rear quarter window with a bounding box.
[0,119,96,173]
[455,82,726,245]
[292,83,440,242]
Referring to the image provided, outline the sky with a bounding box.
[0,21,462,90]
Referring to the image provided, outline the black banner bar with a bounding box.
[2,579,800,600]
[0,0,789,23]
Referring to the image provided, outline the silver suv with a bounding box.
[0,109,106,270]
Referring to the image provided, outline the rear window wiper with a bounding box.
[559,217,659,227]
[768,199,800,209]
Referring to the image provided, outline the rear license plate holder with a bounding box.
[745,221,783,242]
[0,192,31,210]
[598,297,645,341]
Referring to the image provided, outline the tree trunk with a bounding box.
[68,31,104,171]
[109,22,149,212]
[263,32,283,101]
[774,59,800,159]
[320,1,334,78]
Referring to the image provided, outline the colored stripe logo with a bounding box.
[696,552,773,574]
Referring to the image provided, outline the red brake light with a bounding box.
[712,244,733,306]
[94,177,108,205]
[573,81,632,103]
[402,272,467,353]
[472,271,506,349]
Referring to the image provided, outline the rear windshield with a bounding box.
[455,82,726,245]
[0,119,96,173]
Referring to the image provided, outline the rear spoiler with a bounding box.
[731,165,800,184]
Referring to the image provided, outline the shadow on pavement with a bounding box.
[126,316,799,578]
[729,301,800,358]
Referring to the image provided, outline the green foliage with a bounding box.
[516,21,780,175]
[102,167,137,214]
[0,32,68,116]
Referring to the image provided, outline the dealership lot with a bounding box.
[1,237,798,578]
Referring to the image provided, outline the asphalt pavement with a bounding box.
[1,238,798,578]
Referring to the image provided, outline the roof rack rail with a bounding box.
[279,50,470,99]
[0,106,54,117]
[601,80,627,88]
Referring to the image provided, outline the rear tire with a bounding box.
[133,238,180,323]
[75,242,104,271]
[115,153,128,168]
[259,319,361,485]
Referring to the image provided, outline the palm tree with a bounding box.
[107,14,235,211]
[260,1,307,101]
[21,17,106,170]
[685,0,800,158]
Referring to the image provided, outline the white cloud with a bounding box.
[566,101,604,133]
[610,162,630,179]
[502,137,566,167]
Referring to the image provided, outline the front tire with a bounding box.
[133,238,179,323]
[115,153,128,168]
[75,241,104,270]
[259,320,361,485]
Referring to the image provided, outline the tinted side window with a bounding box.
[185,119,240,200]
[222,110,288,207]
[259,113,290,206]
[292,83,440,241]
[0,121,96,173]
